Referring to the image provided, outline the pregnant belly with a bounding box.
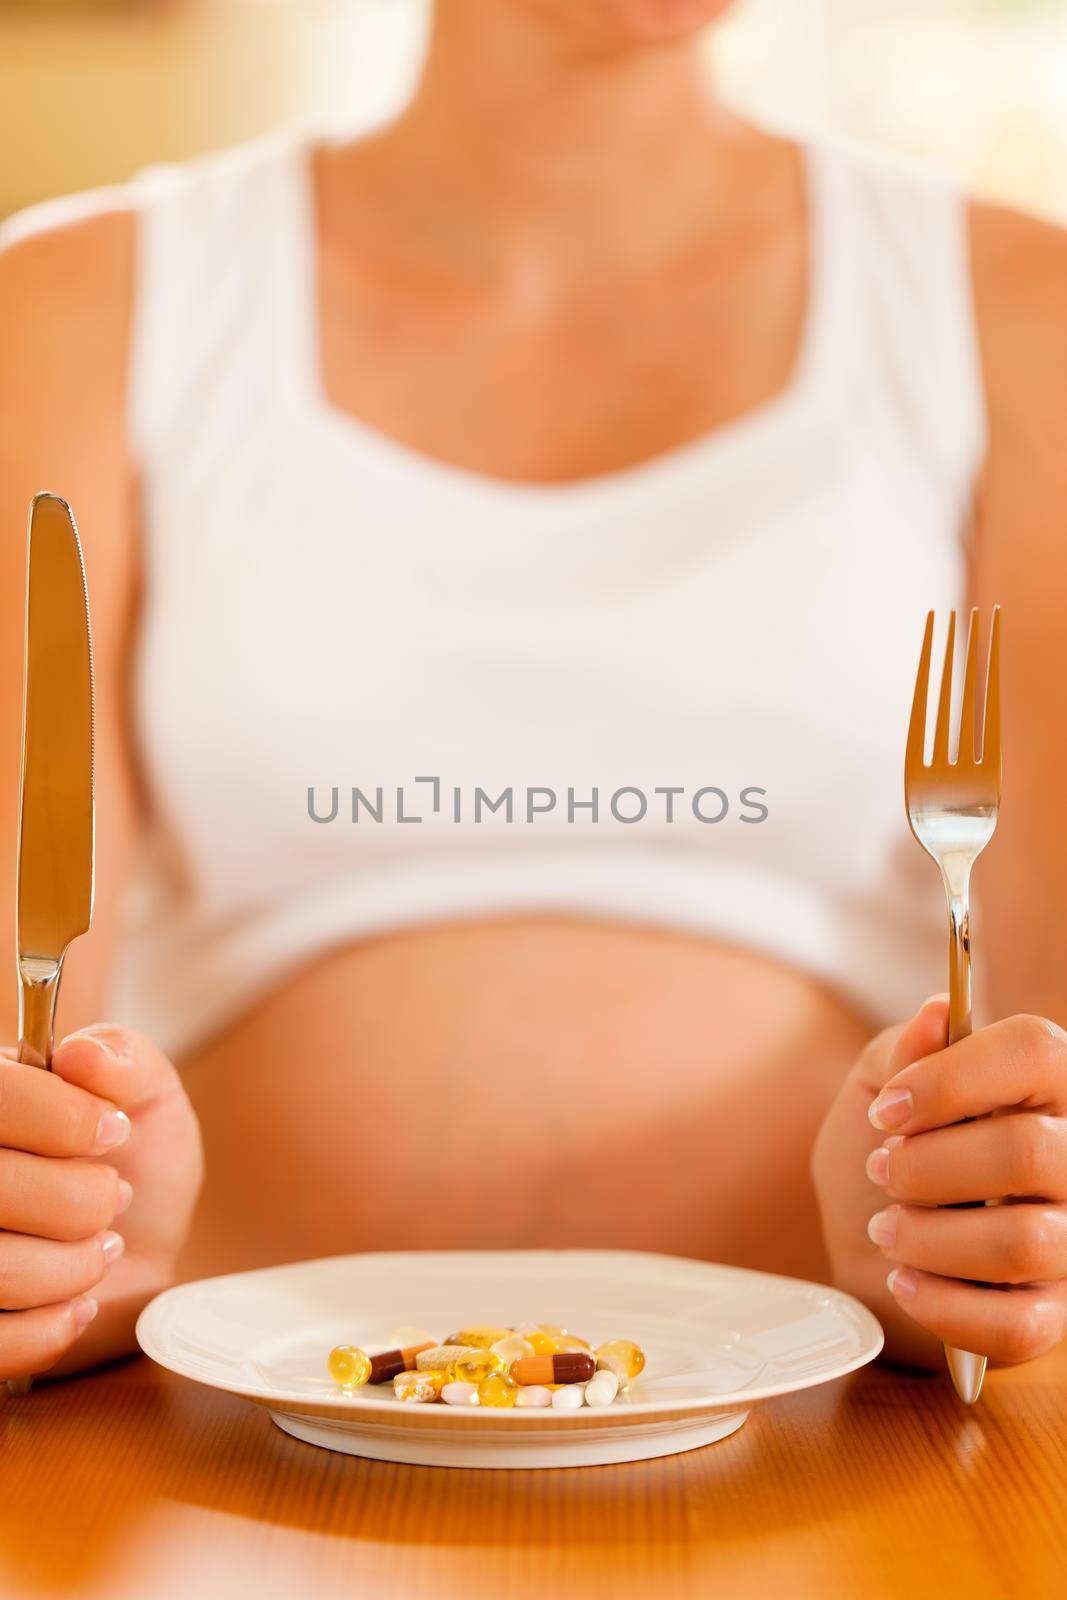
[176,918,873,1284]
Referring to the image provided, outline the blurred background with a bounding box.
[1,0,1065,222]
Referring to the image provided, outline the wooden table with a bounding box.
[1,1351,1064,1600]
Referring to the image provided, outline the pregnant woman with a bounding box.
[1,0,1066,1385]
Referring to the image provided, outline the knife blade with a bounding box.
[6,495,95,1396]
[16,492,95,1070]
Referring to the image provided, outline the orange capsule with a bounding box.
[510,1352,595,1386]
[368,1341,436,1383]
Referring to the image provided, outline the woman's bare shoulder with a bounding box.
[969,200,1067,578]
[969,197,1067,300]
[0,196,136,581]
[969,200,1067,464]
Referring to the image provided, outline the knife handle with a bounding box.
[17,960,62,1071]
[6,962,62,1397]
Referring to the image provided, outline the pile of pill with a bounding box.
[326,1323,645,1410]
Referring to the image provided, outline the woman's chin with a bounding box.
[521,0,736,51]
[619,0,736,42]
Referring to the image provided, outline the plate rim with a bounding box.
[136,1247,883,1419]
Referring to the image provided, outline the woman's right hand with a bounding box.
[0,1025,203,1382]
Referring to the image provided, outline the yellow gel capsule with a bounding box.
[537,1324,568,1340]
[393,1369,443,1404]
[558,1336,593,1356]
[478,1371,519,1408]
[595,1339,646,1384]
[327,1345,372,1388]
[445,1326,513,1350]
[490,1335,536,1365]
[516,1326,561,1356]
[453,1351,504,1385]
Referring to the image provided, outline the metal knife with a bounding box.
[7,493,95,1397]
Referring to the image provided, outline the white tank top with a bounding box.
[42,130,988,1059]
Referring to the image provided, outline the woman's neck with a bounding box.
[366,3,739,277]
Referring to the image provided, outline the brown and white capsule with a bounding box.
[367,1341,435,1383]
[510,1352,596,1386]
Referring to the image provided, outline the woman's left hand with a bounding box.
[813,995,1067,1368]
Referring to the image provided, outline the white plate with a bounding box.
[136,1249,882,1469]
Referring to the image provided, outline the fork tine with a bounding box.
[907,611,935,772]
[932,610,956,766]
[958,608,980,765]
[982,604,1001,771]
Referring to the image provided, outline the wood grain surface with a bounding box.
[1,1350,1064,1600]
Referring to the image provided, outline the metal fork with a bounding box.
[904,607,1001,1405]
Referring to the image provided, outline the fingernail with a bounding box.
[71,1031,118,1062]
[887,1268,918,1303]
[869,1087,913,1131]
[71,1295,99,1332]
[94,1109,131,1151]
[866,1146,891,1186]
[100,1231,125,1265]
[116,1179,134,1214]
[867,1208,898,1249]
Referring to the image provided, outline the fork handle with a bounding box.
[943,886,987,1404]
[947,891,972,1047]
